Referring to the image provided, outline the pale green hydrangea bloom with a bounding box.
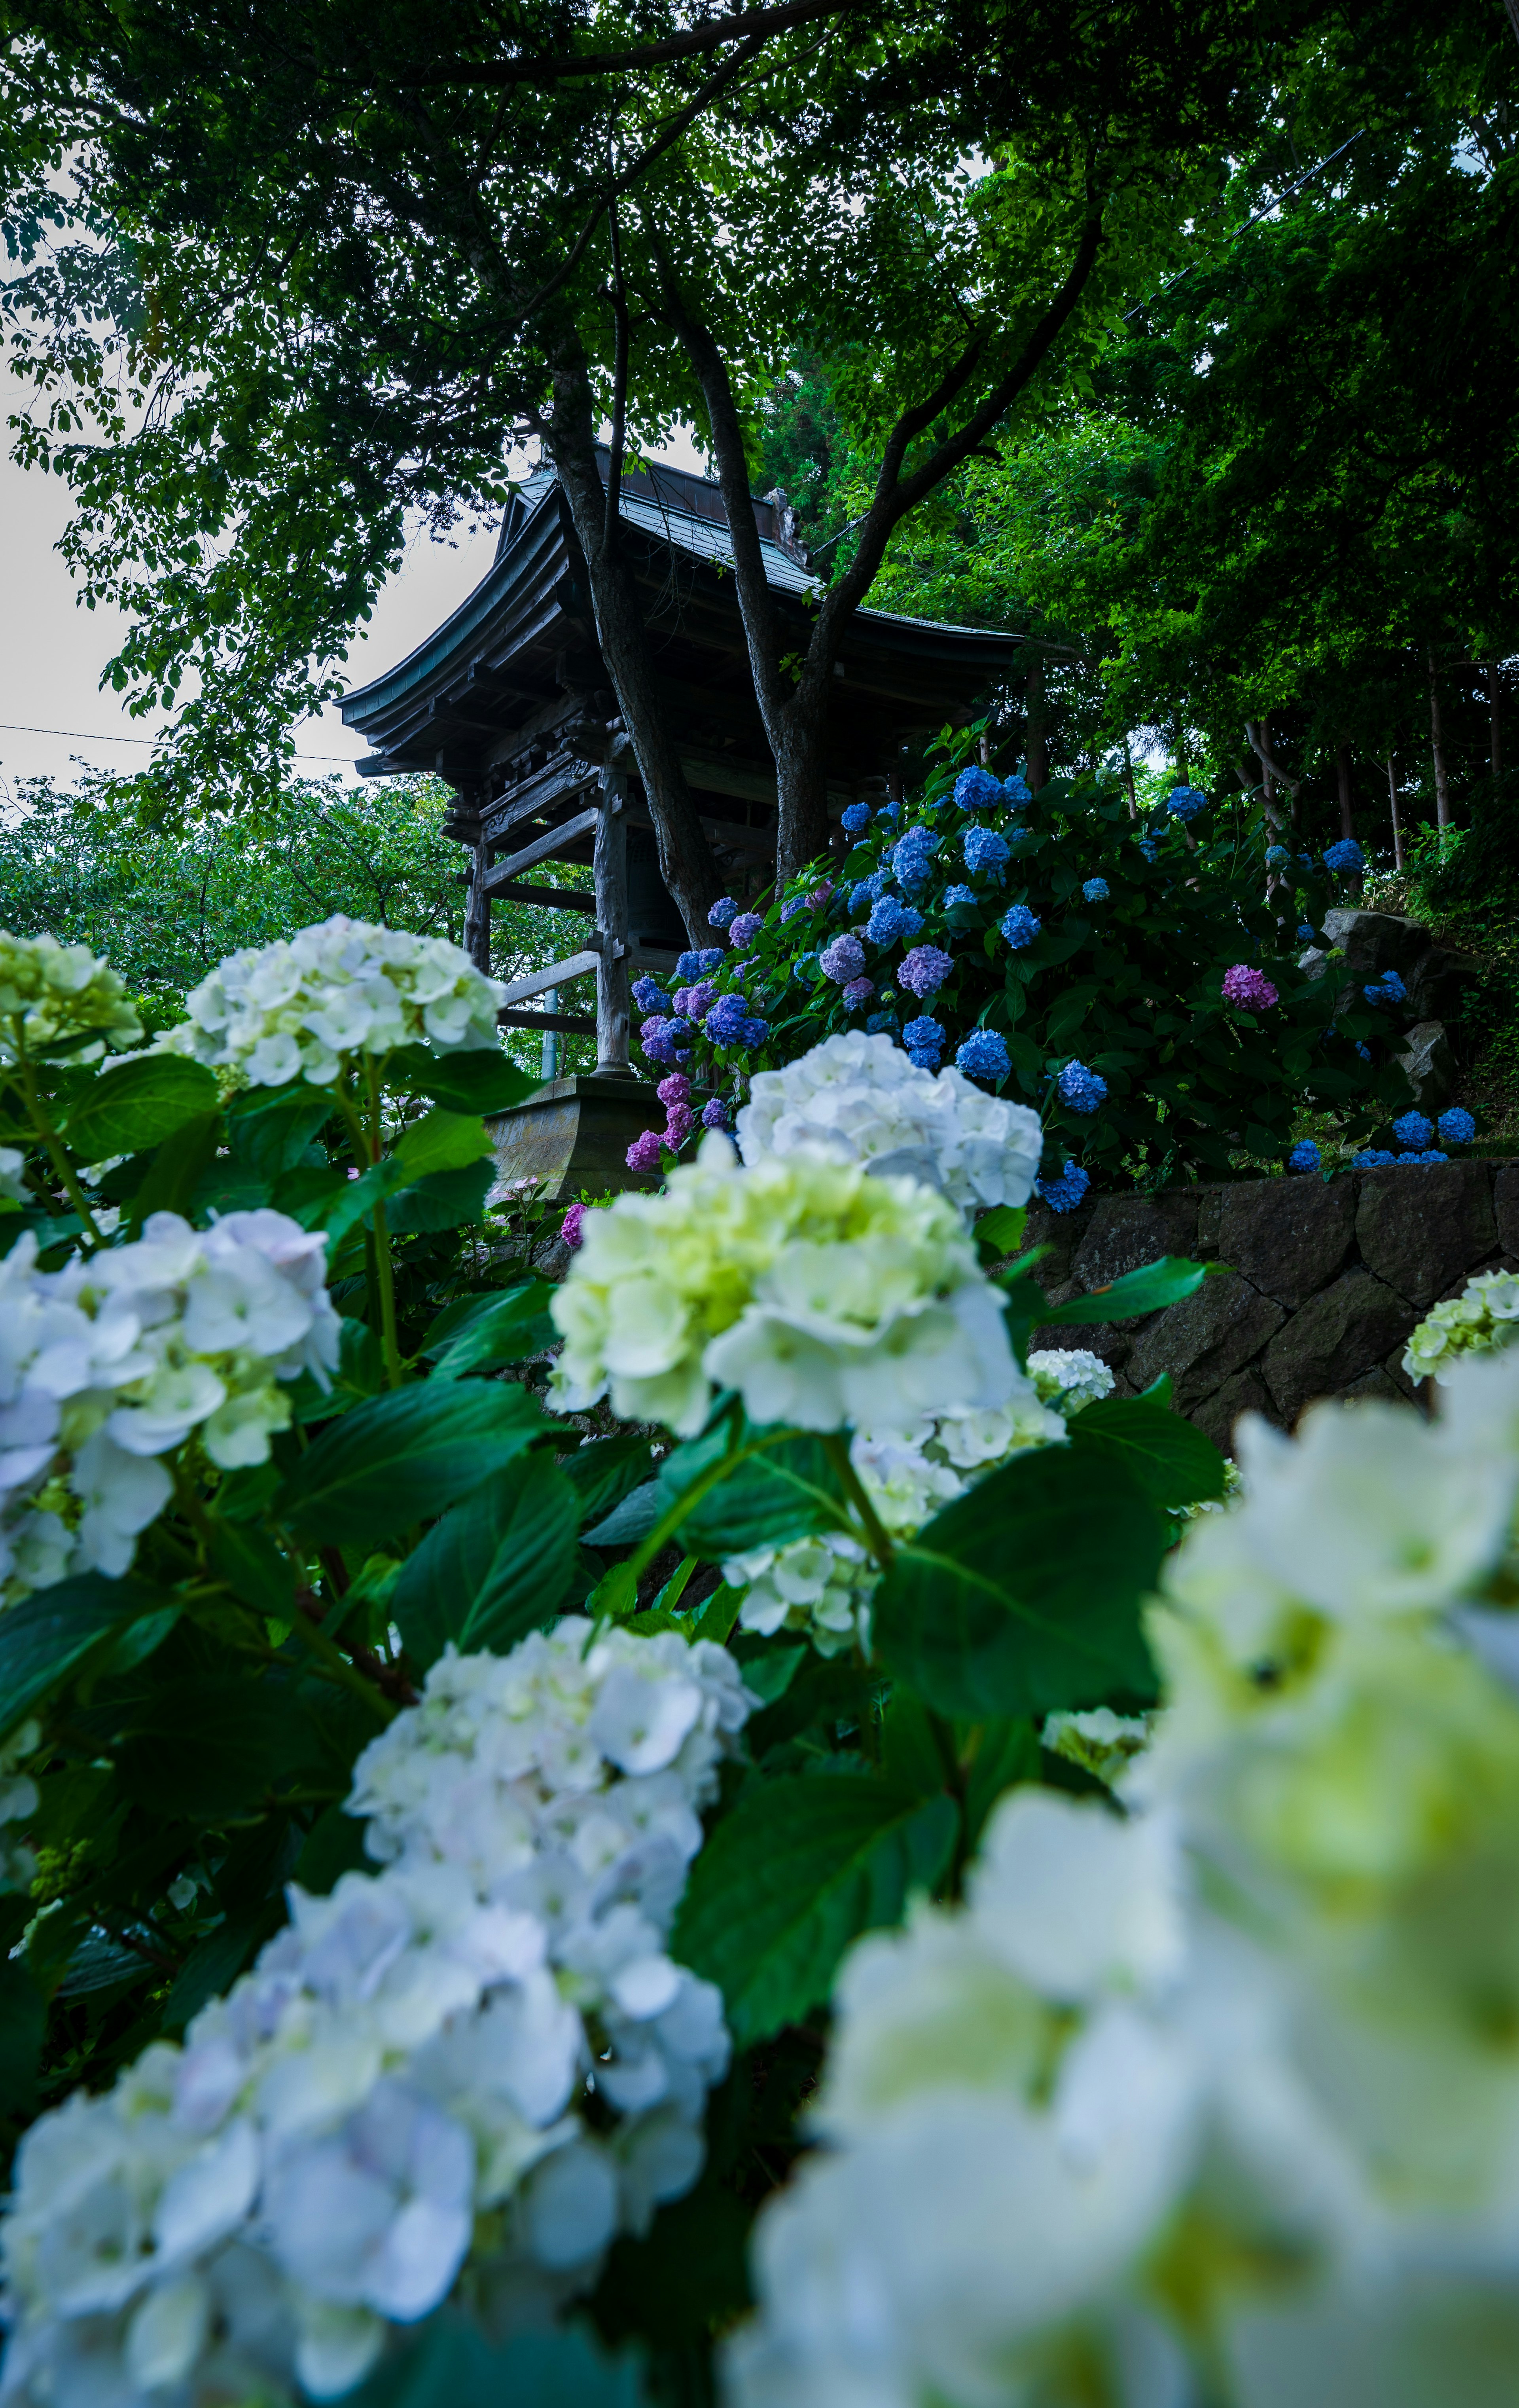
[0,931,142,1062]
[1404,1267,1519,1383]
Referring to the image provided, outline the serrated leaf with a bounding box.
[227,1084,335,1179]
[113,1674,327,1820]
[428,1282,558,1378]
[206,1518,295,1617]
[62,1055,219,1160]
[974,1203,1027,1259]
[1067,1396,1228,1508]
[386,1045,539,1117]
[275,1381,547,1543]
[126,1111,223,1226]
[1039,1254,1212,1324]
[396,1108,495,1177]
[672,1770,959,2045]
[674,1434,850,1560]
[0,1574,163,1739]
[388,1158,494,1232]
[871,1446,1162,1720]
[392,1456,580,1667]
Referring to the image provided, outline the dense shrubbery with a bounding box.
[2,913,1519,2408]
[631,740,1413,1191]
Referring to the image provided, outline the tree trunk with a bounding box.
[1026,653,1048,791]
[1335,745,1356,841]
[1428,647,1452,831]
[1490,661,1503,779]
[1386,756,1404,874]
[1121,739,1137,820]
[546,349,721,942]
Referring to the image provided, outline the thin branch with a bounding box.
[394,0,864,87]
[603,179,629,561]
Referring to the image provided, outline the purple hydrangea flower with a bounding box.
[708,897,739,928]
[821,933,867,985]
[657,1072,691,1109]
[631,975,668,1015]
[639,1015,682,1065]
[899,944,953,998]
[560,1200,587,1251]
[903,1016,945,1053]
[999,903,1041,951]
[1438,1107,1476,1145]
[1058,1060,1107,1113]
[625,1129,665,1174]
[701,1096,731,1131]
[963,827,1010,879]
[728,912,764,951]
[1393,1111,1433,1149]
[1325,838,1364,875]
[780,896,807,923]
[1221,964,1278,1012]
[842,976,875,1009]
[741,1015,769,1048]
[1287,1140,1320,1173]
[841,802,872,836]
[1082,878,1109,903]
[664,1102,695,1146]
[956,1030,1010,1083]
[943,884,977,908]
[1035,1161,1091,1213]
[953,765,1002,812]
[705,994,750,1046]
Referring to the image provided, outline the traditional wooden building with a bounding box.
[342,451,1021,1188]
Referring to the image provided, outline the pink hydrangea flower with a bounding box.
[899,944,953,998]
[625,1129,665,1174]
[1222,963,1278,1012]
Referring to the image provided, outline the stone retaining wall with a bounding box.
[1019,1160,1519,1451]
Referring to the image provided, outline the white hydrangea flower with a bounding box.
[0,931,142,1064]
[0,1212,342,1600]
[1404,1267,1519,1383]
[1027,1346,1116,1417]
[0,1147,26,1206]
[0,1626,757,2408]
[736,1030,1042,1214]
[178,917,508,1089]
[550,1133,1017,1439]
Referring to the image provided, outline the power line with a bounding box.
[0,720,362,765]
[1122,131,1366,322]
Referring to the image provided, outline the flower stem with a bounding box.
[823,1433,895,1574]
[289,1601,396,1723]
[363,1057,403,1389]
[8,1037,103,1244]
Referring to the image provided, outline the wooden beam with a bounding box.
[482,754,599,844]
[625,946,682,975]
[498,948,602,1008]
[497,1009,597,1034]
[623,802,775,859]
[484,807,600,888]
[489,882,596,915]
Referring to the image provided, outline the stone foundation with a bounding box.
[1019,1160,1519,1452]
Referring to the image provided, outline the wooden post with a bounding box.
[594,768,633,1076]
[1386,756,1404,874]
[1428,647,1451,830]
[464,830,492,973]
[542,992,559,1081]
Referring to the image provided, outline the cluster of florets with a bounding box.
[1404,1266,1519,1382]
[961,828,1010,881]
[0,1212,340,1602]
[1164,783,1208,820]
[952,766,1029,813]
[901,1017,945,1073]
[1439,1105,1476,1145]
[1056,1059,1106,1114]
[1026,1346,1115,1416]
[1364,969,1406,1006]
[954,1031,1008,1086]
[0,1626,754,2408]
[1324,837,1365,875]
[1287,1138,1321,1173]
[727,913,764,952]
[820,934,866,988]
[998,904,1040,952]
[1081,878,1109,903]
[729,1359,1519,2407]
[0,932,143,1063]
[180,919,507,1088]
[549,1126,1021,1439]
[1265,844,1290,867]
[1034,1159,1090,1213]
[735,1034,1042,1216]
[707,898,739,928]
[675,949,725,982]
[840,803,873,837]
[864,896,923,950]
[890,829,938,895]
[898,945,952,999]
[1220,963,1278,1012]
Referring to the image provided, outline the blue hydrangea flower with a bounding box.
[1297,923,1316,942]
[675,948,725,981]
[1403,1149,1449,1164]
[1393,1111,1433,1149]
[707,897,739,928]
[1082,878,1109,903]
[1356,1043,1372,1061]
[963,827,1010,879]
[892,830,938,892]
[704,994,749,1046]
[1288,1140,1321,1173]
[999,903,1041,950]
[1036,1160,1091,1213]
[864,1010,896,1035]
[876,800,901,824]
[840,802,872,836]
[943,884,977,908]
[1324,838,1364,875]
[849,870,892,913]
[1438,1106,1476,1145]
[1353,1149,1398,1167]
[1058,1060,1108,1113]
[1265,845,1290,867]
[956,1030,1010,1083]
[903,1016,946,1054]
[1001,772,1032,806]
[631,975,668,1015]
[1166,785,1207,821]
[953,765,1003,812]
[741,1016,769,1049]
[907,1046,941,1071]
[866,896,923,947]
[1364,971,1406,1006]
[1138,837,1159,862]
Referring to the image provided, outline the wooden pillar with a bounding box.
[594,768,633,1076]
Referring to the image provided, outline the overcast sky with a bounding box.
[0,425,706,804]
